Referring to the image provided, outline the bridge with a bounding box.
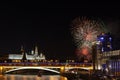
[4,67,60,74]
[0,62,93,74]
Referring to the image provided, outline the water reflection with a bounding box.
[0,75,67,80]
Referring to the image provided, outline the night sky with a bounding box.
[0,1,120,60]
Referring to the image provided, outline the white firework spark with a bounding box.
[71,17,103,49]
[71,17,104,61]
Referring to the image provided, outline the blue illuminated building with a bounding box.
[97,33,112,52]
[95,33,120,77]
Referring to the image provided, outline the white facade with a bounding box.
[26,53,45,60]
[9,54,23,60]
[8,46,46,60]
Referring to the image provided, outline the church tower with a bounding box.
[21,45,24,53]
[35,46,38,56]
[21,45,27,61]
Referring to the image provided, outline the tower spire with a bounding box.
[21,45,24,52]
[35,46,38,55]
[21,45,27,61]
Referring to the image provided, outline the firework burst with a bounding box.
[71,17,104,61]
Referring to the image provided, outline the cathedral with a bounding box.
[8,46,46,62]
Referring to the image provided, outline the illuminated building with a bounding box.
[93,33,120,76]
[93,33,112,70]
[94,32,120,76]
[92,46,119,76]
[97,33,112,52]
[8,46,46,62]
[95,50,120,76]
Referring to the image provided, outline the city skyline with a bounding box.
[0,1,120,60]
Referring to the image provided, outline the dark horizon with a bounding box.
[0,1,120,60]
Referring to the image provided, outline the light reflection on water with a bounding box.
[0,75,67,80]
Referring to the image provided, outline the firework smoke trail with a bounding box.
[71,17,104,61]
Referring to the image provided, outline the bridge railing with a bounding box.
[0,62,92,67]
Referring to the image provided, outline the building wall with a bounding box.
[96,50,120,76]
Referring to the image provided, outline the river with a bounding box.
[0,74,67,80]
